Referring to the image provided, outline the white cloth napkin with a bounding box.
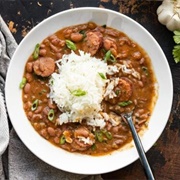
[0,15,17,179]
[0,16,102,180]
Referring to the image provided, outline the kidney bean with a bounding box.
[48,35,57,40]
[111,126,120,133]
[140,113,149,119]
[55,128,62,137]
[23,94,28,103]
[40,44,45,48]
[59,40,65,47]
[87,22,96,29]
[34,106,43,114]
[47,127,56,136]
[40,129,49,139]
[117,51,128,59]
[114,139,124,145]
[27,111,33,119]
[31,114,43,122]
[50,43,59,53]
[48,99,57,109]
[56,52,62,59]
[23,101,31,111]
[105,122,112,131]
[39,49,47,56]
[54,137,60,144]
[26,62,33,73]
[139,57,145,64]
[43,106,49,115]
[51,38,60,46]
[63,28,73,38]
[70,33,83,42]
[25,73,33,82]
[138,119,147,125]
[24,83,31,94]
[132,51,142,60]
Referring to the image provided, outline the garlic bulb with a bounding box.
[157,0,180,31]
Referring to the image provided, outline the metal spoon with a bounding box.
[121,112,155,180]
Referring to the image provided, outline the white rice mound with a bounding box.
[49,50,109,129]
[49,50,140,129]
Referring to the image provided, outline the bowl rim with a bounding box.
[5,7,173,175]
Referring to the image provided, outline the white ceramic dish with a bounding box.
[5,7,173,175]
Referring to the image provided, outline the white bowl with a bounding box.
[5,7,173,175]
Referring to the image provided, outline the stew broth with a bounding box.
[22,22,157,155]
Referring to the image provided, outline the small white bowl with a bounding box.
[5,7,173,175]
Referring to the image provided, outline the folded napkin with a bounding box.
[0,16,102,180]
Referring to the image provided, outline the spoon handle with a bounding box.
[123,113,155,180]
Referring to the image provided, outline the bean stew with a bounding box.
[21,22,157,156]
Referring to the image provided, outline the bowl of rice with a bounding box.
[5,7,173,174]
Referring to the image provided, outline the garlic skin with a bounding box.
[157,0,180,31]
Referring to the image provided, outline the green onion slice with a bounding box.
[71,89,87,96]
[95,131,103,143]
[104,131,112,140]
[19,77,27,89]
[110,54,116,62]
[98,72,106,80]
[104,50,116,63]
[65,40,77,51]
[115,90,120,96]
[60,135,66,145]
[104,50,111,62]
[33,43,40,60]
[48,109,54,121]
[79,30,86,38]
[91,144,96,151]
[142,66,149,76]
[31,99,39,111]
[118,100,132,107]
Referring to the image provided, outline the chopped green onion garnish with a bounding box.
[39,89,47,95]
[71,89,87,96]
[19,77,27,89]
[104,50,111,62]
[115,90,120,96]
[110,53,116,62]
[65,40,77,51]
[48,109,54,121]
[104,50,116,63]
[49,79,54,85]
[118,101,132,107]
[79,30,86,38]
[142,66,149,76]
[60,135,66,145]
[98,72,106,80]
[31,99,39,111]
[91,144,96,151]
[33,43,40,60]
[95,131,103,142]
[104,131,112,140]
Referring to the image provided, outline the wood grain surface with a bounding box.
[1,0,180,179]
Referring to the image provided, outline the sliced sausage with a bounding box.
[33,57,55,77]
[70,126,95,151]
[74,126,90,138]
[118,78,133,101]
[82,31,103,56]
[106,78,133,105]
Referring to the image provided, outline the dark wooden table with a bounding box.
[1,0,180,179]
